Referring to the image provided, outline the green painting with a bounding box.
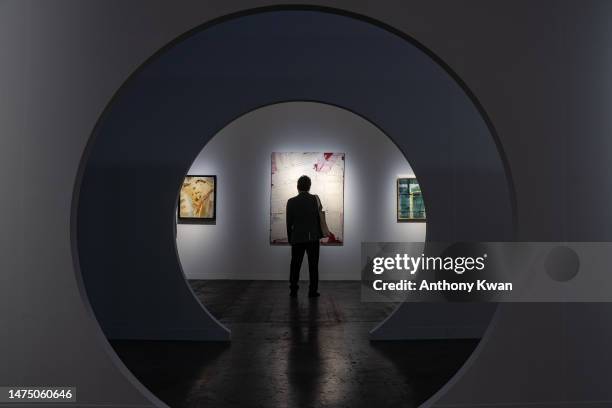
[397,178,426,222]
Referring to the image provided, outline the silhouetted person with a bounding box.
[286,175,324,298]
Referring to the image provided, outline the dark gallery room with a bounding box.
[75,9,507,407]
[5,2,612,408]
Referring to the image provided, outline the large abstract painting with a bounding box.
[397,177,426,222]
[178,175,216,221]
[271,152,345,245]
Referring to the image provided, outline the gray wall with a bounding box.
[3,1,612,408]
[177,102,425,280]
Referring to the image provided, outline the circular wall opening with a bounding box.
[74,6,515,408]
[175,105,433,405]
[176,101,426,284]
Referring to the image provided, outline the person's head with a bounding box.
[297,175,311,192]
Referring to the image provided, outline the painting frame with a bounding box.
[397,177,426,223]
[270,152,345,245]
[177,175,217,223]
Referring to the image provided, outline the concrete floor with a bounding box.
[112,281,478,408]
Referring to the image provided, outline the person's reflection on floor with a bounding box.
[287,297,322,407]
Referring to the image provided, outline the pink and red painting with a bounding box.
[270,152,345,245]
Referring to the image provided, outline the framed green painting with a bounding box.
[397,177,426,222]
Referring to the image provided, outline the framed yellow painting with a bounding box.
[178,175,217,221]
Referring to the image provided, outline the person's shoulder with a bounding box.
[297,192,314,201]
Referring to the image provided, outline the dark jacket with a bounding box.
[286,192,322,244]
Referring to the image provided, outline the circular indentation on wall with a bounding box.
[545,246,580,282]
[72,6,515,408]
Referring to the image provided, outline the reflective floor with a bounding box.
[112,281,478,408]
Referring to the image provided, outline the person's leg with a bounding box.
[306,241,320,295]
[290,243,306,294]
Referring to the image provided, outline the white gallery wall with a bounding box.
[176,102,426,280]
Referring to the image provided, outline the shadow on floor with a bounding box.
[111,280,478,408]
[111,340,229,407]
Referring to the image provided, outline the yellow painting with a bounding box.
[178,175,216,220]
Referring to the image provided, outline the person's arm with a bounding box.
[286,200,293,243]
